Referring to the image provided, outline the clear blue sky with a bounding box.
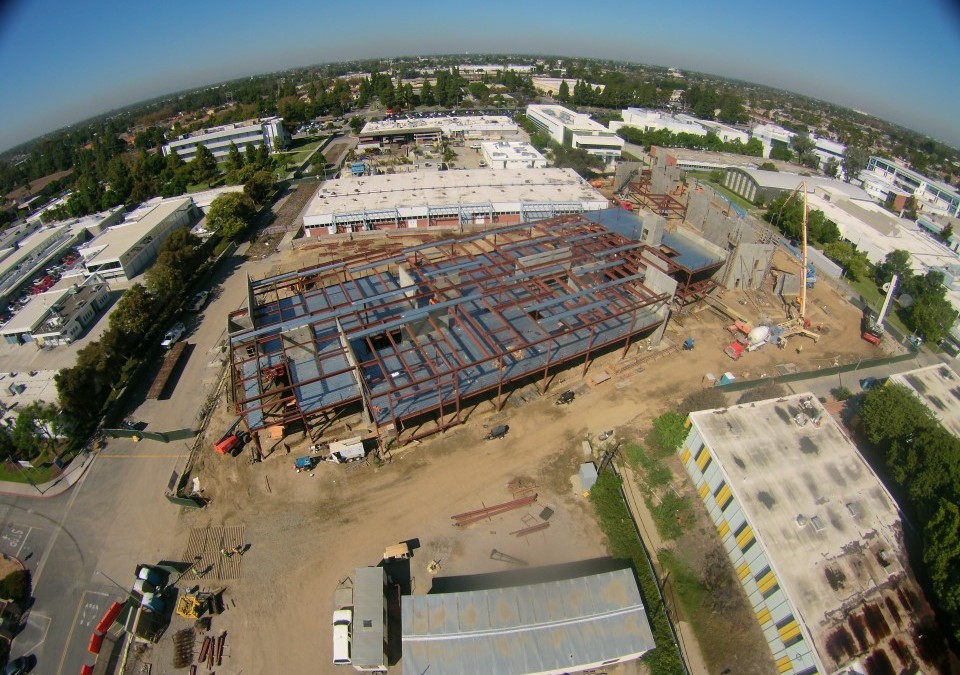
[1,0,958,152]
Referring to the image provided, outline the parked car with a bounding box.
[332,609,352,665]
[188,290,209,312]
[160,322,186,348]
[555,390,575,405]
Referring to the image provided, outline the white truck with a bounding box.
[160,322,186,348]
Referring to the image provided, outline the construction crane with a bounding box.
[777,182,820,344]
[863,274,898,345]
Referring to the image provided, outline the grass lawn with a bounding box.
[0,445,75,486]
[281,138,327,166]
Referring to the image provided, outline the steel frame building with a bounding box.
[228,214,677,444]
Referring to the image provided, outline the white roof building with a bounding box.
[612,108,749,145]
[680,393,925,674]
[480,141,548,170]
[162,117,288,161]
[302,168,609,235]
[525,105,623,163]
[862,156,960,217]
[0,274,111,346]
[751,123,846,173]
[79,197,198,280]
[358,115,518,150]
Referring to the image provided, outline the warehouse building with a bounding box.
[721,167,869,205]
[480,141,547,169]
[79,197,199,280]
[401,567,655,675]
[751,124,846,172]
[860,156,960,217]
[679,393,925,674]
[301,168,608,236]
[162,117,288,161]
[0,220,91,309]
[228,214,677,443]
[357,115,518,150]
[525,105,623,164]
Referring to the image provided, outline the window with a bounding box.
[713,481,733,510]
[695,446,712,472]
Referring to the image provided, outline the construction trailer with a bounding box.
[227,214,677,444]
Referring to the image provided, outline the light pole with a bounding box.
[95,569,137,601]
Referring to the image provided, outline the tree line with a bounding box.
[617,125,764,157]
[859,383,960,643]
[54,229,208,433]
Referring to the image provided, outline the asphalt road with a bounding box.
[6,249,272,675]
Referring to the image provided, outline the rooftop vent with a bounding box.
[810,515,825,532]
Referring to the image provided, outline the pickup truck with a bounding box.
[160,322,186,348]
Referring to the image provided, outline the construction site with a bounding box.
[154,157,912,674]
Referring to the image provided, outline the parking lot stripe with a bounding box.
[99,453,182,458]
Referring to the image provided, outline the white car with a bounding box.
[332,608,352,665]
[188,290,209,312]
[160,322,186,348]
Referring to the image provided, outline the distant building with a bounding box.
[860,157,960,217]
[751,123,846,172]
[721,167,868,205]
[612,108,749,144]
[401,567,655,675]
[480,141,547,169]
[525,104,623,164]
[302,168,608,236]
[680,393,924,674]
[162,117,288,161]
[357,115,518,151]
[531,77,604,96]
[78,197,199,280]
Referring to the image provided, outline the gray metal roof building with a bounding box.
[721,167,870,205]
[353,566,387,672]
[400,568,655,675]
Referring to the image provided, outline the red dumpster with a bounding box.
[95,601,123,633]
[81,664,95,674]
[88,632,104,655]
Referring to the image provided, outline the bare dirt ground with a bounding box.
[140,238,895,675]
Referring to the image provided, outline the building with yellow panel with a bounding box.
[678,393,925,674]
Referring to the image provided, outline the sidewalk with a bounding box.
[0,450,97,499]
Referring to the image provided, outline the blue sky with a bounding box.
[0,0,958,152]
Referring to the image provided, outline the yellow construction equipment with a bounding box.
[777,182,820,344]
[176,594,203,619]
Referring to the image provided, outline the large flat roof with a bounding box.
[81,197,191,266]
[729,168,869,199]
[689,394,907,672]
[888,364,960,438]
[400,567,655,675]
[526,105,609,133]
[359,115,517,136]
[870,156,960,201]
[480,141,546,163]
[303,169,608,226]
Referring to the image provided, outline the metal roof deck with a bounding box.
[230,215,673,434]
[400,567,655,675]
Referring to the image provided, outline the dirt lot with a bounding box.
[138,238,893,675]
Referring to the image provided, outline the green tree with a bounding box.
[842,146,869,182]
[107,283,156,349]
[824,157,840,178]
[244,142,258,167]
[224,142,244,175]
[823,241,869,281]
[769,145,794,162]
[940,223,954,243]
[243,170,275,205]
[648,411,687,456]
[908,292,958,343]
[790,132,819,168]
[349,116,365,134]
[923,500,960,622]
[190,144,218,184]
[860,384,933,447]
[144,261,185,305]
[208,192,256,241]
[557,80,570,103]
[875,249,913,286]
[420,80,435,106]
[759,162,778,171]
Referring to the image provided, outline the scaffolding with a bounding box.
[228,215,675,445]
